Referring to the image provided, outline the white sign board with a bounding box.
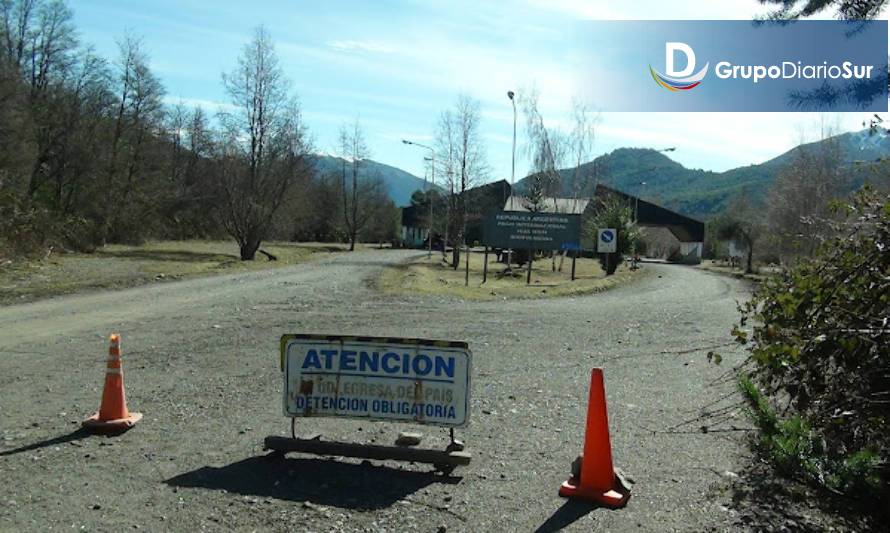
[281,334,472,427]
[597,228,617,253]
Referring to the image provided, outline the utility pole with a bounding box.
[402,140,435,260]
[507,90,517,270]
[630,148,675,269]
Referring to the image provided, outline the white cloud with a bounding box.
[161,96,237,113]
[327,40,395,54]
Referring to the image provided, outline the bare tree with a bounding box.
[556,98,598,271]
[99,34,164,243]
[435,94,487,269]
[566,98,598,204]
[767,128,847,262]
[338,118,372,251]
[520,88,565,213]
[717,192,764,274]
[520,88,570,271]
[217,26,311,260]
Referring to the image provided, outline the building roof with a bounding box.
[594,184,705,242]
[503,195,590,214]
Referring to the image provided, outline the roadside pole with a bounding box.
[526,249,533,284]
[465,243,470,286]
[482,247,489,283]
[571,250,577,281]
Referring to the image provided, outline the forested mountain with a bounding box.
[309,155,433,207]
[515,129,890,219]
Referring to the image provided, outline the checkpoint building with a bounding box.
[402,180,705,263]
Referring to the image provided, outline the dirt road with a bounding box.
[0,249,753,532]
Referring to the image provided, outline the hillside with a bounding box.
[515,128,890,219]
[310,155,432,207]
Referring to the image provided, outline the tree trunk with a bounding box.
[240,238,261,260]
[451,240,461,270]
[349,234,356,252]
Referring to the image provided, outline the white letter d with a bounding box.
[666,42,695,77]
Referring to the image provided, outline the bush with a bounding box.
[0,191,96,257]
[587,192,639,275]
[734,188,888,505]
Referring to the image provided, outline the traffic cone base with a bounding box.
[82,411,142,434]
[82,334,141,434]
[558,368,630,508]
[559,476,629,508]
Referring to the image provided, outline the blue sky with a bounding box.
[71,0,885,183]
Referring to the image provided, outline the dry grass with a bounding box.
[0,240,346,305]
[377,249,645,300]
[697,259,778,283]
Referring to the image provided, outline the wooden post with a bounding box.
[265,435,471,467]
[526,249,533,285]
[571,249,577,281]
[465,244,469,286]
[482,247,489,283]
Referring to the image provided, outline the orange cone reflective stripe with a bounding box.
[83,334,142,434]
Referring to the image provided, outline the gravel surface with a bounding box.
[0,249,757,532]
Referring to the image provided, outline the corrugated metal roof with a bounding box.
[503,195,590,214]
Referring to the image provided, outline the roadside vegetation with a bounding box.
[728,188,889,519]
[0,1,400,265]
[377,249,643,300]
[0,240,341,304]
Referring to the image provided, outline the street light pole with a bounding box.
[402,139,435,260]
[506,90,517,270]
[630,145,675,268]
[508,91,516,194]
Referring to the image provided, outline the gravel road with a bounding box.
[0,249,754,532]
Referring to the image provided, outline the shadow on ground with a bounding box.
[165,454,461,510]
[727,458,883,532]
[0,428,92,457]
[533,500,600,533]
[97,249,233,263]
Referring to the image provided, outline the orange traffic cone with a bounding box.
[82,334,142,434]
[558,368,630,508]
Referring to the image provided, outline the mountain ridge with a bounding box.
[515,128,889,219]
[308,154,435,207]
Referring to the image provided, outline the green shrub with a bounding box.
[0,191,96,257]
[587,193,640,275]
[734,188,888,504]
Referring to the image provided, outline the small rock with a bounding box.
[212,324,221,329]
[722,470,739,479]
[395,432,422,447]
[437,526,447,533]
[92,504,101,510]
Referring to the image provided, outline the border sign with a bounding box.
[597,228,617,253]
[484,211,581,251]
[281,334,472,427]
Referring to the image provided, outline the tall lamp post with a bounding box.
[506,90,517,269]
[631,147,675,268]
[402,139,435,260]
